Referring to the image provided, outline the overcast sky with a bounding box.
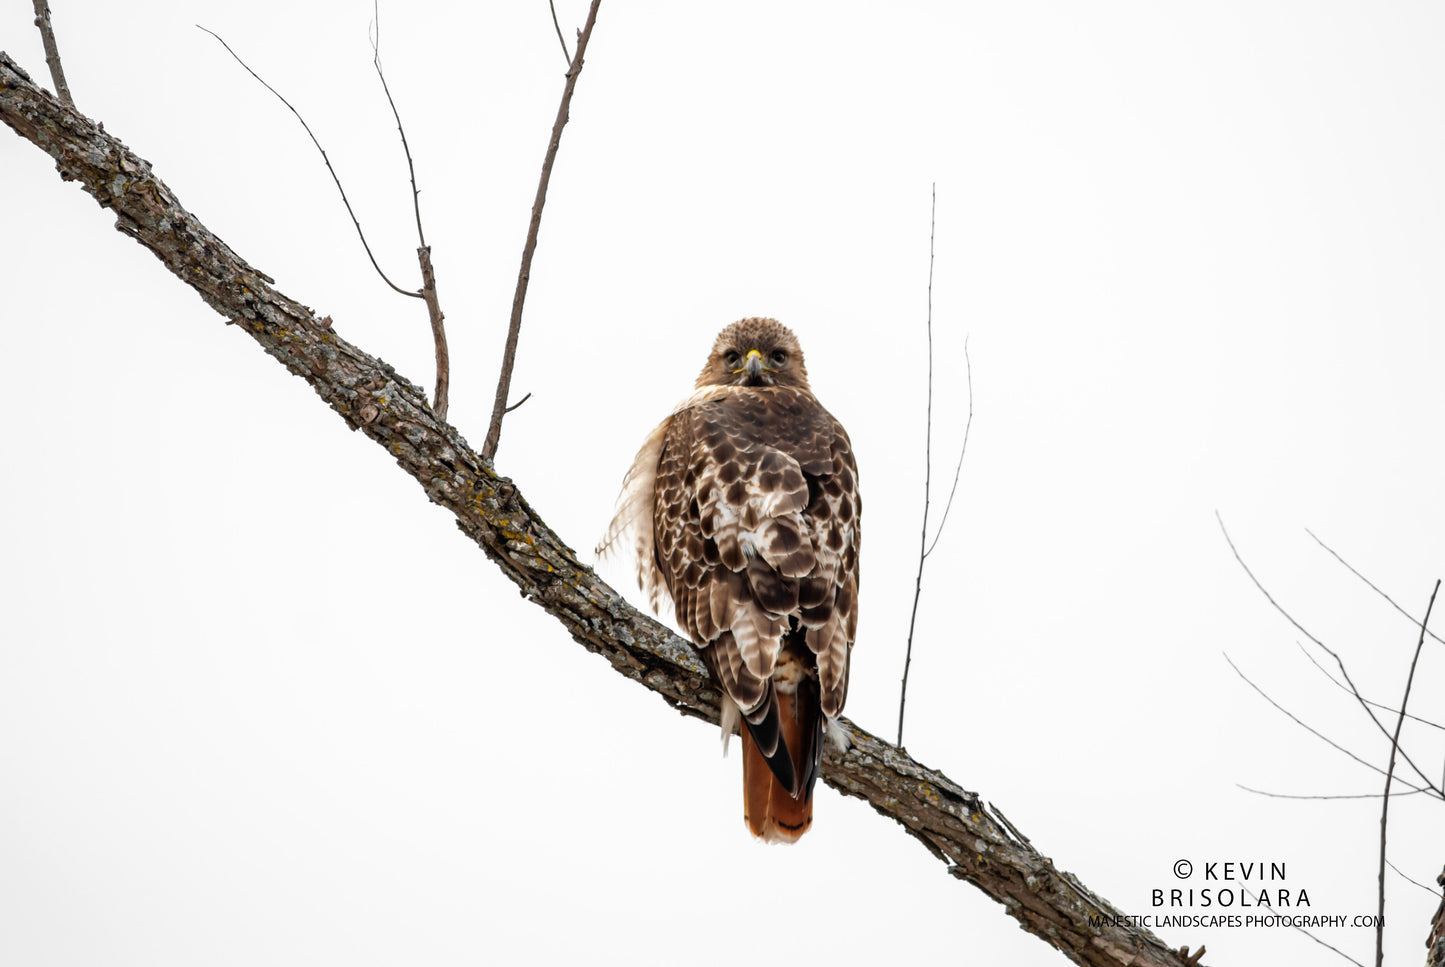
[3,2,1444,965]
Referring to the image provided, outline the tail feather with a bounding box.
[741,689,820,843]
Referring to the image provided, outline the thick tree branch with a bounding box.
[2,52,1196,967]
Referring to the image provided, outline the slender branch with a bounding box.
[503,391,533,414]
[198,25,421,300]
[30,0,73,108]
[1307,529,1445,649]
[1375,579,1440,967]
[897,182,936,750]
[548,0,573,64]
[924,334,972,559]
[483,0,602,461]
[1,57,1199,967]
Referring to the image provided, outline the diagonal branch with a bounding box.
[0,52,1197,967]
[483,0,602,460]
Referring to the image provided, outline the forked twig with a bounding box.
[199,26,420,301]
[1375,579,1440,967]
[483,0,603,460]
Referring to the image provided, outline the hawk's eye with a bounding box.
[723,350,741,367]
[770,350,788,366]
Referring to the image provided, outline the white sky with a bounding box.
[3,2,1444,965]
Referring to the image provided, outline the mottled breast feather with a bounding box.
[648,385,860,719]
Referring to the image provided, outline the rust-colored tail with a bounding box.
[741,690,817,842]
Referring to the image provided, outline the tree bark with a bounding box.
[2,50,1196,967]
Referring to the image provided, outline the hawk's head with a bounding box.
[696,317,811,390]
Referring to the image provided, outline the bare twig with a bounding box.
[1375,579,1440,967]
[198,25,420,301]
[1217,514,1443,797]
[897,183,936,750]
[1222,652,1433,796]
[30,0,73,108]
[370,3,426,249]
[1386,858,1444,897]
[1307,529,1445,649]
[924,335,972,559]
[483,0,602,461]
[1294,642,1445,732]
[503,392,533,414]
[548,0,573,64]
[370,2,449,419]
[1236,783,1430,801]
[1292,925,1367,967]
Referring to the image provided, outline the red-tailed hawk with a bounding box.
[600,318,860,841]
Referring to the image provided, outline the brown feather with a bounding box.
[741,688,816,843]
[604,318,861,842]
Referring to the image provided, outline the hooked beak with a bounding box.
[744,348,763,381]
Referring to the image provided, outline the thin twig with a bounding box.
[1376,579,1440,967]
[1236,783,1430,801]
[1222,653,1432,796]
[483,0,602,461]
[1294,641,1445,731]
[548,0,573,64]
[369,2,449,419]
[924,335,972,559]
[1307,529,1445,648]
[1217,514,1443,797]
[198,25,420,300]
[503,392,533,414]
[30,0,73,108]
[370,2,427,249]
[897,183,936,750]
[1386,858,1444,897]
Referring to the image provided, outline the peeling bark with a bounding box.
[2,51,1197,967]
